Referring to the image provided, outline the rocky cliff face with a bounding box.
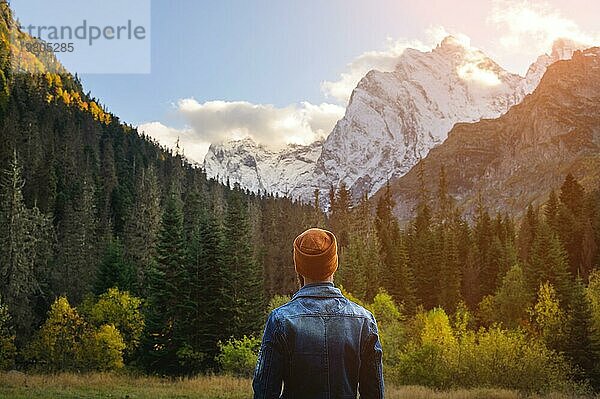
[204,37,581,206]
[380,47,600,223]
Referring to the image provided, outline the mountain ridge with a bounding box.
[378,47,600,223]
[203,37,583,206]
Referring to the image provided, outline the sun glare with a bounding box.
[457,49,502,86]
[457,62,502,86]
[490,0,596,54]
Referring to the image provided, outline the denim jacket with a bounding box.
[252,282,384,399]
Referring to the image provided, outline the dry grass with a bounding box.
[0,372,251,399]
[387,385,596,399]
[0,372,596,399]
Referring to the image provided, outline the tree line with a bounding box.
[330,168,600,390]
[0,10,319,371]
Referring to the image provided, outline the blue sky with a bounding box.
[20,0,430,124]
[11,0,600,161]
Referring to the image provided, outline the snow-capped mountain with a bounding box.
[203,37,581,204]
[313,36,525,199]
[204,137,323,199]
[380,46,600,223]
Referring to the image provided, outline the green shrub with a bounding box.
[465,327,570,391]
[176,343,206,372]
[371,290,403,327]
[216,335,260,377]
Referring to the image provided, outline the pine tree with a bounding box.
[330,182,352,248]
[312,189,325,227]
[142,191,187,374]
[429,167,462,312]
[473,198,497,299]
[563,279,600,387]
[222,185,264,338]
[97,133,118,240]
[94,237,135,295]
[435,166,455,224]
[544,190,559,231]
[375,182,416,310]
[526,222,574,305]
[328,185,336,214]
[339,194,381,302]
[494,214,518,278]
[182,207,226,371]
[0,150,52,339]
[54,173,98,304]
[554,175,597,279]
[560,173,585,216]
[434,223,462,312]
[409,185,435,309]
[518,204,538,261]
[341,232,369,301]
[123,166,161,295]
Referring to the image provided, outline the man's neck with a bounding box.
[302,276,334,286]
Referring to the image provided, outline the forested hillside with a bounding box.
[0,1,319,374]
[328,172,600,390]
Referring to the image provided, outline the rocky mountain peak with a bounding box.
[381,46,600,223]
[204,39,587,207]
[437,35,468,50]
[551,37,586,59]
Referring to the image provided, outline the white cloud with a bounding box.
[138,100,344,163]
[177,99,344,148]
[489,0,599,57]
[138,121,211,163]
[320,37,427,104]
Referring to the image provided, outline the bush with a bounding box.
[82,324,126,371]
[0,298,16,370]
[389,307,575,393]
[465,327,571,391]
[26,296,127,372]
[216,335,260,377]
[394,308,457,388]
[79,288,144,354]
[25,297,87,371]
[371,290,403,327]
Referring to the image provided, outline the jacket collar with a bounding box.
[292,282,344,300]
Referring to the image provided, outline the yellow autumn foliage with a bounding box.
[26,296,125,372]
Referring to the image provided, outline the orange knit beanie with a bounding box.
[293,228,338,281]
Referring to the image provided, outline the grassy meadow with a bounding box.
[0,373,597,399]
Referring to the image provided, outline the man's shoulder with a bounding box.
[343,298,376,321]
[268,299,299,320]
[270,295,375,321]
